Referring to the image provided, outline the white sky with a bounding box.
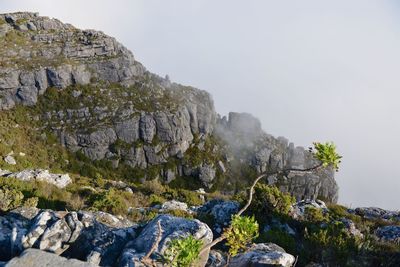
[2,0,400,210]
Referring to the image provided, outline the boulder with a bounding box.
[5,248,95,267]
[1,169,72,189]
[197,200,239,234]
[0,208,138,264]
[3,155,16,165]
[229,243,295,267]
[375,225,400,244]
[161,200,189,213]
[354,207,400,222]
[119,214,213,267]
[291,200,327,219]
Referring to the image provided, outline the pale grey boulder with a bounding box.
[21,211,58,249]
[197,200,240,231]
[291,200,328,220]
[5,249,95,267]
[160,200,189,213]
[1,169,72,189]
[119,215,213,267]
[229,243,295,267]
[0,208,138,265]
[3,155,16,165]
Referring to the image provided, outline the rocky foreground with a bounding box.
[0,12,400,266]
[1,199,400,266]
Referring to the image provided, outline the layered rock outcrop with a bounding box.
[216,112,338,202]
[0,12,338,202]
[0,208,213,266]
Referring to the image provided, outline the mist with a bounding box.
[2,0,400,210]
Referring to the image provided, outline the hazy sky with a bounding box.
[2,1,400,210]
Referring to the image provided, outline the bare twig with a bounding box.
[141,220,163,266]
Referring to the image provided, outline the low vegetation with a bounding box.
[224,215,259,256]
[163,235,203,267]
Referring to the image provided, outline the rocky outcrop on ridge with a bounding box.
[0,12,338,202]
[216,113,338,202]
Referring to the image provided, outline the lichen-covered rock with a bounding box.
[6,248,95,267]
[291,199,327,220]
[353,207,400,222]
[216,112,338,203]
[0,208,138,264]
[1,169,72,188]
[229,243,296,267]
[160,200,189,213]
[197,200,239,234]
[375,225,400,244]
[3,155,16,165]
[119,214,213,267]
[63,216,137,266]
[0,12,145,110]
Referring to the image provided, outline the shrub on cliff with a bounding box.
[312,142,342,171]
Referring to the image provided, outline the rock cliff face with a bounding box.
[216,113,338,202]
[0,12,338,202]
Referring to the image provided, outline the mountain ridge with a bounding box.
[0,12,400,267]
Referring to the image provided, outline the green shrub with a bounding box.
[23,197,39,208]
[89,189,127,215]
[149,194,165,206]
[0,186,24,211]
[165,209,194,219]
[258,229,296,254]
[305,221,362,265]
[163,188,203,206]
[304,207,328,223]
[163,235,203,267]
[141,179,166,195]
[246,184,295,219]
[312,142,342,171]
[224,215,259,256]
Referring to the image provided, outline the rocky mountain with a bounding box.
[5,12,398,267]
[0,12,337,202]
